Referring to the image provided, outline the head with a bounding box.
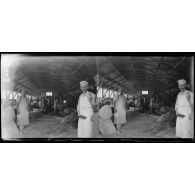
[80,81,88,93]
[178,79,186,92]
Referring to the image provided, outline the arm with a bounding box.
[189,92,193,111]
[188,92,193,120]
[87,92,95,109]
[191,93,193,110]
[87,92,95,121]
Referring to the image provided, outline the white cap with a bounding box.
[178,79,186,85]
[80,81,88,87]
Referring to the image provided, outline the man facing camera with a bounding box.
[175,79,193,138]
[77,81,95,138]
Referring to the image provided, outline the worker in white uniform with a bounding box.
[114,88,127,133]
[77,81,95,138]
[16,90,29,134]
[175,79,193,138]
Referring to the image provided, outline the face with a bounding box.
[178,83,186,91]
[80,85,88,92]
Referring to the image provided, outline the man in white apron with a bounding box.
[77,81,95,138]
[114,88,127,133]
[175,79,193,138]
[16,90,29,134]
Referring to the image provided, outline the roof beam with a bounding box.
[153,57,187,90]
[20,69,41,93]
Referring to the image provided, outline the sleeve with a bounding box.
[189,92,193,112]
[186,91,193,108]
[88,92,95,106]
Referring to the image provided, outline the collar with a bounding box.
[179,90,186,95]
[81,91,88,96]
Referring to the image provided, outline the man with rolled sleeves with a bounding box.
[77,81,95,138]
[175,79,193,138]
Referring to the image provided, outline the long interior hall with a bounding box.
[1,54,193,140]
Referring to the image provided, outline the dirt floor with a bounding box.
[104,113,176,138]
[2,113,176,139]
[3,115,77,139]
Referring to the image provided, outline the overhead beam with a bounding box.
[19,69,41,94]
[154,57,187,90]
[106,57,132,87]
[161,62,188,75]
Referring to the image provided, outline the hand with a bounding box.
[188,113,192,120]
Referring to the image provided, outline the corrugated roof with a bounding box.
[1,54,192,96]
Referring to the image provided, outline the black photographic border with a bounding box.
[1,52,194,143]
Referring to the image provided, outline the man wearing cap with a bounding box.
[77,81,95,138]
[175,79,193,138]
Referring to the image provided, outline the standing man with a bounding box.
[77,81,95,138]
[16,90,29,134]
[175,79,193,138]
[114,88,127,133]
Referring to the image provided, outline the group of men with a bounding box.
[77,81,127,138]
[1,78,193,139]
[77,79,194,139]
